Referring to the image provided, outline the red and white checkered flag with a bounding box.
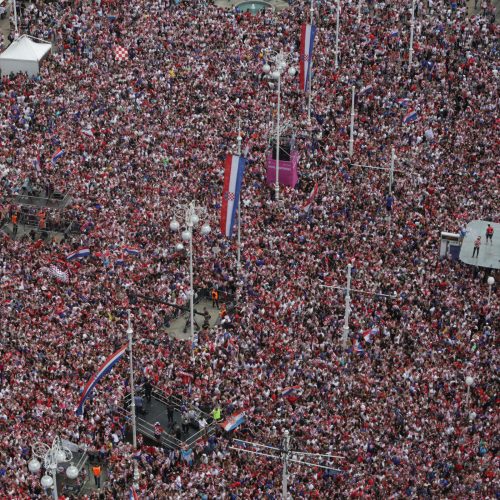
[114,45,129,61]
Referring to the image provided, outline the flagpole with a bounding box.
[237,120,242,271]
[307,0,314,123]
[275,67,281,202]
[349,86,355,157]
[127,311,137,449]
[357,0,362,24]
[341,264,352,351]
[282,429,290,499]
[408,0,415,71]
[389,147,395,195]
[12,0,18,35]
[334,0,340,70]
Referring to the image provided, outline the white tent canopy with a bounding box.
[0,35,52,77]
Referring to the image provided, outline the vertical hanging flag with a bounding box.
[220,154,246,238]
[299,23,317,92]
[75,344,128,416]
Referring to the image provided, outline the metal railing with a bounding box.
[119,387,218,450]
[13,190,72,209]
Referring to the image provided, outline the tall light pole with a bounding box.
[307,0,314,123]
[334,0,340,69]
[349,86,355,157]
[127,311,137,449]
[12,0,18,35]
[408,0,416,70]
[321,263,396,355]
[465,376,474,409]
[170,201,211,355]
[237,121,243,271]
[282,430,290,499]
[127,311,140,491]
[262,50,297,203]
[389,147,395,195]
[487,276,495,305]
[230,430,343,499]
[28,437,79,500]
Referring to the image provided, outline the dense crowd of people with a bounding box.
[0,0,498,498]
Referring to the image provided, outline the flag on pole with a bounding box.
[397,98,410,108]
[220,154,246,238]
[220,410,246,432]
[51,149,65,164]
[75,344,128,416]
[114,45,129,61]
[299,23,317,92]
[402,110,418,124]
[66,248,91,261]
[302,182,319,212]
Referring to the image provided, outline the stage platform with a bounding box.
[459,220,500,270]
[119,388,218,451]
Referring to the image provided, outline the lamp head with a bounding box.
[28,458,41,474]
[66,464,79,480]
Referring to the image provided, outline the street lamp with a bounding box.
[487,276,495,305]
[262,49,297,203]
[28,436,79,500]
[465,376,474,408]
[170,201,211,354]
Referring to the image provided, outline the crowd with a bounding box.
[0,0,498,498]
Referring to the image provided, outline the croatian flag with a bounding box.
[129,486,139,500]
[51,148,65,164]
[300,23,317,92]
[123,247,141,256]
[403,110,418,124]
[302,182,319,212]
[362,326,380,343]
[75,344,127,416]
[397,98,410,108]
[282,385,301,397]
[220,154,246,238]
[66,248,91,261]
[220,410,246,432]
